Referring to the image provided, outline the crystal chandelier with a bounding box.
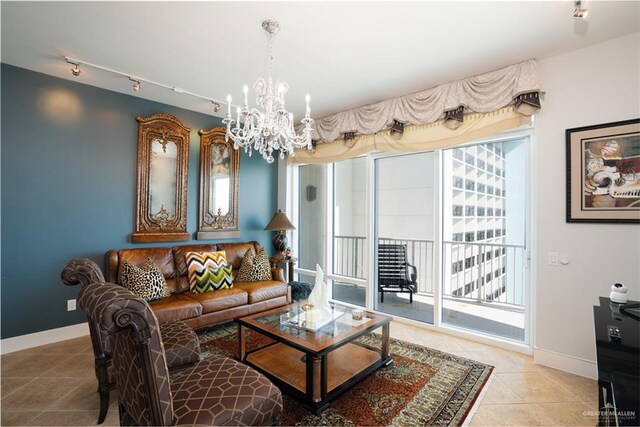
[223,20,314,163]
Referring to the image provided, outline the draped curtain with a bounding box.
[290,59,542,164]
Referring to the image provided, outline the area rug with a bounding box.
[197,323,493,426]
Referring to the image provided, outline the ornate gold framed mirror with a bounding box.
[132,113,190,243]
[197,127,240,239]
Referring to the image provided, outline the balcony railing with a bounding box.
[334,235,367,279]
[333,235,526,310]
[443,241,526,308]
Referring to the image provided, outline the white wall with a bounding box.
[534,32,640,377]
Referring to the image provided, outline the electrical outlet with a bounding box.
[67,299,77,311]
[548,252,559,266]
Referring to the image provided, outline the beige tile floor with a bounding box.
[1,322,598,426]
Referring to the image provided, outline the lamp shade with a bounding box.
[264,209,296,231]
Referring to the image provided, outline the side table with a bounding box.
[269,256,297,282]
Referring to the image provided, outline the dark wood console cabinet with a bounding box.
[593,297,639,426]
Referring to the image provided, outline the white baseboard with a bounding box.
[0,322,89,355]
[533,346,597,379]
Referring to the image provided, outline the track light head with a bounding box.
[128,77,141,92]
[64,57,81,77]
[573,0,588,19]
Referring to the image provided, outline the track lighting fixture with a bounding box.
[130,78,141,92]
[65,58,81,76]
[573,0,588,19]
[62,56,227,115]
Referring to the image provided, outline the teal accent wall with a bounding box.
[1,64,277,339]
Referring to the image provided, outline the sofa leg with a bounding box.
[97,384,109,424]
[409,291,413,304]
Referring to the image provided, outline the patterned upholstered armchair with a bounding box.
[78,282,283,426]
[61,259,201,424]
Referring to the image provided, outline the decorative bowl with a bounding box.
[351,310,365,320]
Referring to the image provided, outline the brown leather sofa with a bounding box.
[105,241,290,329]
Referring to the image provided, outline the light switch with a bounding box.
[548,252,559,266]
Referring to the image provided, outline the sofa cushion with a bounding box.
[187,288,248,314]
[121,259,171,302]
[186,251,233,293]
[117,248,176,283]
[148,294,203,323]
[172,244,217,277]
[233,281,288,304]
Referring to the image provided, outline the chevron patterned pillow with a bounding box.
[185,251,233,293]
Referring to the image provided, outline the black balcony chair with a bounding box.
[377,244,417,304]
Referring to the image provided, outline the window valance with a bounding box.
[290,106,530,164]
[291,59,541,164]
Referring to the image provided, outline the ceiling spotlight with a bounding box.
[212,101,221,113]
[573,0,588,19]
[64,57,81,76]
[129,78,141,92]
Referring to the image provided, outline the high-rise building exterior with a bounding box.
[442,143,508,303]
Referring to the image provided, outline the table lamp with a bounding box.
[264,209,295,256]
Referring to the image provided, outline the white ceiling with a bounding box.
[2,1,639,120]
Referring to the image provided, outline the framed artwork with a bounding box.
[566,118,640,223]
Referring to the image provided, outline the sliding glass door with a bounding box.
[297,164,326,284]
[332,157,367,307]
[440,139,528,341]
[291,133,531,345]
[374,152,436,324]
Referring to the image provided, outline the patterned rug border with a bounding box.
[197,323,495,426]
[461,370,495,426]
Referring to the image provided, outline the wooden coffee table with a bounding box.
[236,303,392,414]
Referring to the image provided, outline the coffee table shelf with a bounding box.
[247,342,382,394]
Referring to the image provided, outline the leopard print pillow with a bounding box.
[121,259,171,302]
[236,247,272,282]
[236,247,256,282]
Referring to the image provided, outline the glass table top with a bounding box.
[239,303,391,351]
